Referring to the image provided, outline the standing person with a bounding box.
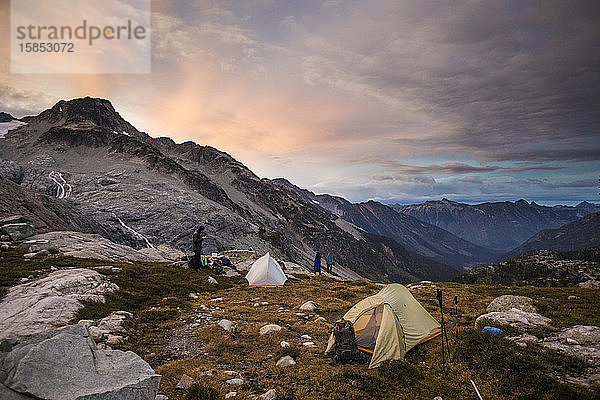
[192,226,206,270]
[313,251,322,275]
[326,252,333,274]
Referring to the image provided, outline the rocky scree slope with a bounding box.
[0,97,456,282]
[395,198,598,251]
[457,248,600,287]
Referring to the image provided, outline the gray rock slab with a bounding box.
[0,223,36,242]
[475,308,551,330]
[486,295,537,313]
[558,325,600,346]
[0,325,160,400]
[98,311,133,334]
[0,268,118,341]
[18,231,170,263]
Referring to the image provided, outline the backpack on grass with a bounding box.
[330,319,366,364]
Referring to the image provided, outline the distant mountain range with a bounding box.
[506,212,600,257]
[273,179,500,268]
[0,97,457,282]
[1,97,597,282]
[394,199,598,251]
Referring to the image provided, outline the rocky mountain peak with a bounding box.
[0,111,16,122]
[33,97,140,137]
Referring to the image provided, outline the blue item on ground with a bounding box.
[482,326,503,336]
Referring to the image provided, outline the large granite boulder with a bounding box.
[475,308,551,330]
[18,231,170,263]
[542,325,600,367]
[486,295,537,313]
[0,324,160,400]
[0,223,36,242]
[0,268,118,341]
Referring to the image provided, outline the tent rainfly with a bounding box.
[325,283,441,368]
[245,252,287,286]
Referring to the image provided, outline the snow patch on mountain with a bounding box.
[0,120,27,139]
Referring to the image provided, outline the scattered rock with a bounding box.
[302,342,317,348]
[88,325,105,342]
[226,392,237,399]
[77,319,94,327]
[226,378,244,385]
[506,333,539,348]
[259,389,277,400]
[98,310,133,334]
[211,297,223,302]
[208,276,218,285]
[189,292,199,299]
[276,355,296,367]
[0,324,160,399]
[224,371,239,376]
[299,301,317,313]
[22,253,36,259]
[579,280,600,289]
[315,316,327,323]
[280,341,290,348]
[218,319,236,333]
[106,334,125,345]
[476,308,551,330]
[175,374,196,390]
[301,334,312,340]
[486,295,537,313]
[155,395,169,400]
[260,324,282,336]
[568,295,579,300]
[0,268,119,341]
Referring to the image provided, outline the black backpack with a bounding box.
[330,319,366,364]
[210,258,224,275]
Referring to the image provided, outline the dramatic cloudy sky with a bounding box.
[1,0,599,205]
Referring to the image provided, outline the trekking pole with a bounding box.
[436,289,445,365]
[453,295,459,339]
[444,320,452,362]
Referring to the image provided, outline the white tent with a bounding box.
[245,252,287,286]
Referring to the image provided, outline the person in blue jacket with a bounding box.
[313,252,322,275]
[326,252,333,274]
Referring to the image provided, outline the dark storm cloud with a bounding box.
[382,161,561,176]
[305,1,600,163]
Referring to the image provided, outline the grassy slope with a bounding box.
[1,250,599,399]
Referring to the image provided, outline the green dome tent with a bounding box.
[326,283,441,368]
